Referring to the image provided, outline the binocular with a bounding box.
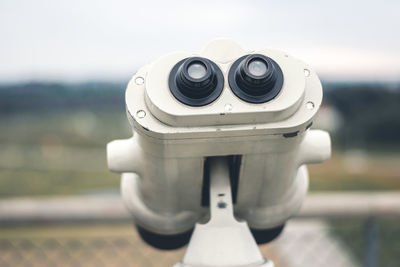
[107,39,331,249]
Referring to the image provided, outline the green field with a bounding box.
[0,110,128,197]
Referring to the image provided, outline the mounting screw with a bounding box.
[137,110,146,118]
[135,77,144,85]
[306,101,315,110]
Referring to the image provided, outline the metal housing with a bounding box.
[107,39,331,234]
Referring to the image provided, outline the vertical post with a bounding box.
[364,218,378,267]
[208,157,235,222]
[175,156,273,267]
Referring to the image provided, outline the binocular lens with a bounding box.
[169,57,224,107]
[248,59,268,77]
[187,62,207,79]
[228,54,284,103]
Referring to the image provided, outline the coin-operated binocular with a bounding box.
[107,40,330,267]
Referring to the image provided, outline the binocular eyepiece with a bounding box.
[169,57,224,106]
[169,54,283,106]
[229,54,283,103]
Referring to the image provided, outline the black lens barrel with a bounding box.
[169,54,283,106]
[169,57,224,107]
[228,54,283,103]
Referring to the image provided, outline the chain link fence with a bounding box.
[1,219,398,267]
[0,224,186,267]
[0,194,399,267]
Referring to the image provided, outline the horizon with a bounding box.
[1,78,400,91]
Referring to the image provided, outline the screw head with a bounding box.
[224,104,233,112]
[135,77,144,85]
[136,110,146,118]
[306,101,315,110]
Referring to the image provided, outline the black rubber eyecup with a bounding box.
[228,54,284,104]
[169,57,224,107]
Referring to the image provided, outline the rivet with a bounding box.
[137,110,146,118]
[306,101,315,110]
[135,77,144,85]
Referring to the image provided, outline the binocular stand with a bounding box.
[174,157,274,267]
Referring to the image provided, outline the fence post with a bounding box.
[365,218,378,267]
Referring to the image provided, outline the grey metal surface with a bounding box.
[299,192,400,218]
[0,192,400,225]
[0,196,131,224]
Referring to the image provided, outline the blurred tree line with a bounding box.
[0,81,399,150]
[0,82,126,114]
[323,82,400,150]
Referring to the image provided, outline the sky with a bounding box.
[0,0,400,83]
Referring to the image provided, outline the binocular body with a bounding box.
[107,40,330,237]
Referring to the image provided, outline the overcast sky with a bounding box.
[1,0,399,82]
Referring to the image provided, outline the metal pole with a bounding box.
[365,218,378,267]
[175,156,273,267]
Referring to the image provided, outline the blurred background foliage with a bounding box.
[0,81,399,197]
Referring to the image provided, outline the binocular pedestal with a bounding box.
[174,157,274,267]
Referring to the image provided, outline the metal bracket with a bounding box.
[175,157,274,267]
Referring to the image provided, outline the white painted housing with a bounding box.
[107,39,331,234]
